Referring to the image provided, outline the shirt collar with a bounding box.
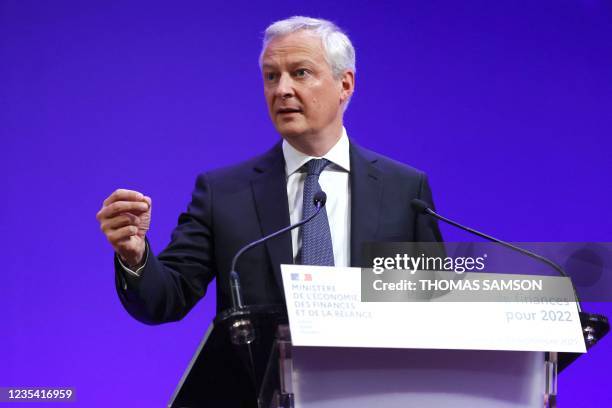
[282,127,351,176]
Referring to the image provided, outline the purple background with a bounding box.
[2,0,611,406]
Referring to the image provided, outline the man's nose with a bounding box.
[276,73,295,99]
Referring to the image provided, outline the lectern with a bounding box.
[258,314,608,408]
[169,267,608,408]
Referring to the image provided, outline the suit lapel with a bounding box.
[250,143,293,294]
[350,143,383,267]
[249,140,384,288]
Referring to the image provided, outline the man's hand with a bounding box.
[96,189,152,268]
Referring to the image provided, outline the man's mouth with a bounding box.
[277,107,303,114]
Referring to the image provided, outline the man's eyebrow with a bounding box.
[262,63,277,70]
[261,59,317,70]
[288,59,316,67]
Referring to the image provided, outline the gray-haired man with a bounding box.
[97,16,442,406]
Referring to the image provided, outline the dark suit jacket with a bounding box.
[115,140,441,323]
[114,140,442,406]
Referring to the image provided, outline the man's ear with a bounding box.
[339,70,355,103]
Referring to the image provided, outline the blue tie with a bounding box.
[300,159,335,266]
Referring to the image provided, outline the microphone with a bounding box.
[228,191,327,345]
[411,198,581,310]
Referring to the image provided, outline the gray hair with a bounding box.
[259,16,356,79]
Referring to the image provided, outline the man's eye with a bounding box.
[265,73,277,81]
[294,69,307,78]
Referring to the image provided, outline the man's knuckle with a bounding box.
[110,202,122,213]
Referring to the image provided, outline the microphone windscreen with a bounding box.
[313,191,327,207]
[410,198,431,214]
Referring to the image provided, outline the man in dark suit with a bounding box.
[97,16,442,406]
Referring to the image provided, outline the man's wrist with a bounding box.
[116,242,149,277]
[120,252,145,269]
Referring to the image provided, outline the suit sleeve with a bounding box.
[114,173,216,325]
[415,172,444,243]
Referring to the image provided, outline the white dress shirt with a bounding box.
[283,128,351,267]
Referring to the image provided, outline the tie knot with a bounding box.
[306,159,330,176]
